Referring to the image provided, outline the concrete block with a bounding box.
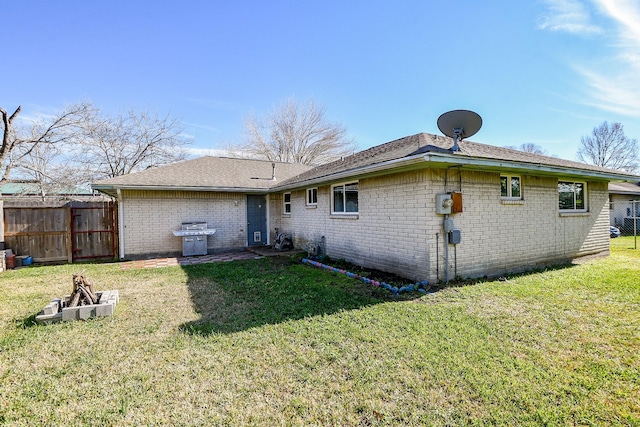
[35,312,62,324]
[95,303,114,317]
[54,289,119,322]
[61,302,114,321]
[42,302,56,315]
[42,299,62,315]
[61,306,80,321]
[78,306,97,320]
[98,290,119,304]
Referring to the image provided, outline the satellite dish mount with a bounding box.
[437,110,483,152]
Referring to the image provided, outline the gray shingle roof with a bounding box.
[275,132,639,188]
[92,156,312,193]
[92,133,640,197]
[609,181,640,195]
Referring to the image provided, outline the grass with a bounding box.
[0,241,638,426]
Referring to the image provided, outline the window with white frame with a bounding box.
[283,192,291,214]
[332,182,358,214]
[306,188,318,206]
[500,175,522,199]
[558,181,586,211]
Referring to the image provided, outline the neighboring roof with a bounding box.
[609,181,640,195]
[1,182,93,195]
[275,132,640,190]
[92,156,312,196]
[1,181,109,206]
[3,198,112,208]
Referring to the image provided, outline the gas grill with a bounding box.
[172,222,216,256]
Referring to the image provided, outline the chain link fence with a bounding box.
[610,200,639,248]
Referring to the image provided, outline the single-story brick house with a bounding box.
[92,157,311,259]
[93,132,638,282]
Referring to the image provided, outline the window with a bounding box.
[332,182,358,214]
[558,181,586,211]
[500,175,521,199]
[283,192,291,214]
[306,188,318,206]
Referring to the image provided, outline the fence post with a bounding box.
[66,206,73,263]
[635,200,638,250]
[0,200,4,249]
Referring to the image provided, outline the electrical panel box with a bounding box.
[436,194,453,214]
[449,229,462,245]
[451,192,463,213]
[443,219,454,232]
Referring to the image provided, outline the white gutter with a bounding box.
[92,185,273,195]
[273,154,427,191]
[610,190,640,195]
[422,152,639,181]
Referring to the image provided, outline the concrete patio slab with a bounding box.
[119,250,263,270]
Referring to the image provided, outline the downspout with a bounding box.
[435,232,439,282]
[454,242,458,278]
[265,194,270,246]
[117,188,125,260]
[268,162,275,246]
[444,214,450,283]
[444,169,450,284]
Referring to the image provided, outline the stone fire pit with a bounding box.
[35,290,119,325]
[35,272,119,324]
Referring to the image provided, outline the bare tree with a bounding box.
[3,102,191,197]
[14,143,68,198]
[0,103,96,244]
[234,98,355,166]
[77,109,190,180]
[577,121,638,173]
[14,141,90,199]
[505,143,547,155]
[0,106,21,184]
[0,102,95,186]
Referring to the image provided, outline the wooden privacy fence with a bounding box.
[3,201,117,263]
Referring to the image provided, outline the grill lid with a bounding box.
[181,222,207,230]
[174,222,215,237]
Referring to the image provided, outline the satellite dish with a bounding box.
[437,110,483,152]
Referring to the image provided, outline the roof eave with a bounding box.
[273,154,427,191]
[609,190,640,195]
[423,152,640,182]
[275,151,639,191]
[91,184,273,195]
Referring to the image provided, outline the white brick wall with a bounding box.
[118,171,610,280]
[121,190,248,257]
[281,170,610,282]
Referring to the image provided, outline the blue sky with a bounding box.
[3,0,639,161]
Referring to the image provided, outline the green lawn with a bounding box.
[1,240,639,426]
